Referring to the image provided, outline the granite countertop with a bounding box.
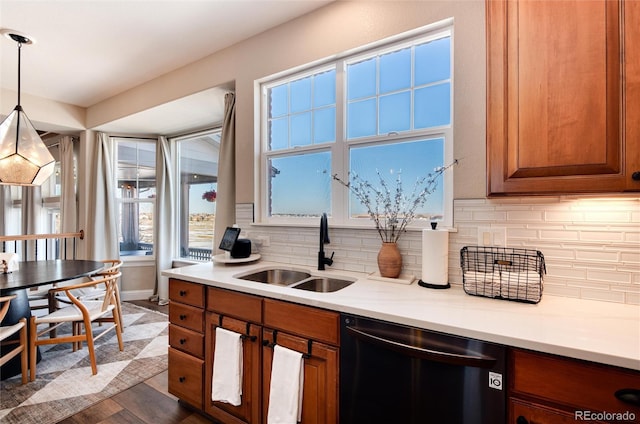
[162,260,640,371]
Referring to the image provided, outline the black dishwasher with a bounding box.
[340,314,506,424]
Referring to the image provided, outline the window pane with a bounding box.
[347,99,377,138]
[314,107,336,143]
[117,140,156,197]
[270,117,289,151]
[290,77,312,113]
[347,58,376,100]
[314,70,336,107]
[379,91,411,134]
[415,82,451,128]
[349,138,445,219]
[269,152,331,217]
[270,84,288,118]
[291,112,312,147]
[415,37,451,85]
[380,47,411,94]
[178,131,220,261]
[119,202,154,256]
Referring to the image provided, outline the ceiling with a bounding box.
[0,0,334,135]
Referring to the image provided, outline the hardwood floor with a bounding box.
[58,299,215,424]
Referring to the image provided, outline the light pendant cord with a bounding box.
[17,41,21,107]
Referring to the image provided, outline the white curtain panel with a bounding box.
[154,136,175,305]
[60,136,77,259]
[85,132,118,260]
[21,185,42,260]
[213,92,237,254]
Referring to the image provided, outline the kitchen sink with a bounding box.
[291,276,355,293]
[235,268,311,286]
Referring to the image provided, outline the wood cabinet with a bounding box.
[166,283,341,424]
[509,348,640,423]
[262,299,340,424]
[168,279,205,409]
[205,288,263,424]
[487,0,640,195]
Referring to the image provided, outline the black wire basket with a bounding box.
[460,246,546,304]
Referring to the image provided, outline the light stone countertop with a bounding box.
[162,260,640,371]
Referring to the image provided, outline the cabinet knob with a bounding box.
[179,338,186,344]
[179,314,187,320]
[632,171,640,182]
[179,376,186,383]
[615,388,640,406]
[516,416,528,424]
[179,290,187,296]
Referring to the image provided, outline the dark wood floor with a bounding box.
[58,300,216,424]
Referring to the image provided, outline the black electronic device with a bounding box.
[219,227,241,252]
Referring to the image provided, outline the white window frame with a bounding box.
[257,19,454,229]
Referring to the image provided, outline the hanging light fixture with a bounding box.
[0,30,55,186]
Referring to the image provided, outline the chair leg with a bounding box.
[19,317,28,384]
[28,317,37,382]
[82,317,98,375]
[112,309,124,352]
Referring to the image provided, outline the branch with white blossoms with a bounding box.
[332,159,458,243]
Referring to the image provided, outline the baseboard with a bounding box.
[120,289,156,301]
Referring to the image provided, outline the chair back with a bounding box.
[97,271,122,313]
[99,259,123,275]
[0,294,17,323]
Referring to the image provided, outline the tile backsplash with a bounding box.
[237,197,639,305]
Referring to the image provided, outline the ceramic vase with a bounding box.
[377,242,402,278]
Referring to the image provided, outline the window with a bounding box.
[260,22,454,227]
[173,129,220,261]
[115,139,156,257]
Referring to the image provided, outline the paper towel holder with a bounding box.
[418,279,451,289]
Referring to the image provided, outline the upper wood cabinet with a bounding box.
[487,0,640,195]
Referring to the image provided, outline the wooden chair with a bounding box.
[29,272,124,380]
[52,259,124,331]
[0,294,28,384]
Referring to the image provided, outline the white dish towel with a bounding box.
[211,327,243,406]
[267,345,304,424]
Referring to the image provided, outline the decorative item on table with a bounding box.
[333,160,457,279]
[460,246,545,304]
[417,222,450,289]
[0,253,19,273]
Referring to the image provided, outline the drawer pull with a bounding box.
[180,314,187,320]
[615,388,640,406]
[180,338,187,345]
[179,376,186,383]
[516,416,528,424]
[179,290,187,296]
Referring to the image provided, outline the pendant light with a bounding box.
[0,30,55,186]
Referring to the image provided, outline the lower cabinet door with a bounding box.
[205,312,262,424]
[510,398,608,424]
[168,347,203,409]
[262,328,338,424]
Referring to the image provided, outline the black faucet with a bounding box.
[318,213,334,270]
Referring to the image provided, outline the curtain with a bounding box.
[213,92,236,254]
[60,136,77,259]
[85,132,118,260]
[21,186,42,260]
[0,186,10,236]
[154,136,175,306]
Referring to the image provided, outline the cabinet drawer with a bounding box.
[169,279,205,308]
[511,349,640,415]
[207,287,262,323]
[510,398,602,424]
[169,323,204,359]
[263,298,339,346]
[168,347,203,409]
[169,302,204,333]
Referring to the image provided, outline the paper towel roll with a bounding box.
[421,229,449,287]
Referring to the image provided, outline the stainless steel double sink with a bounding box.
[234,267,355,293]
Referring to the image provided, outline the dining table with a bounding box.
[0,259,105,380]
